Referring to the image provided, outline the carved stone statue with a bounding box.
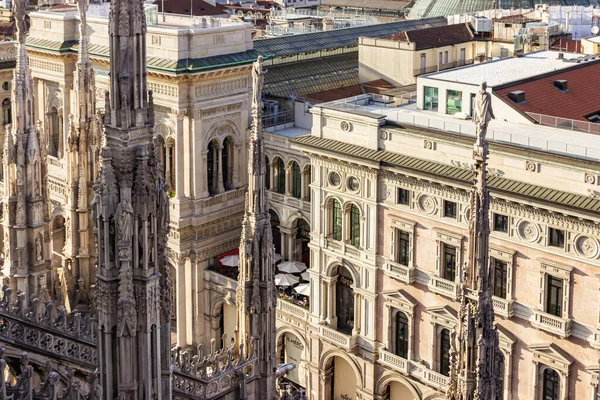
[77,0,89,37]
[251,55,266,109]
[35,234,42,261]
[473,81,495,147]
[115,200,133,243]
[158,183,170,232]
[104,91,111,122]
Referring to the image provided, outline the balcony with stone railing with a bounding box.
[323,238,364,261]
[205,268,238,292]
[276,297,310,326]
[267,190,311,213]
[319,325,357,351]
[532,309,571,338]
[428,276,459,300]
[376,349,449,392]
[378,348,410,375]
[382,260,415,284]
[492,296,514,318]
[201,187,246,214]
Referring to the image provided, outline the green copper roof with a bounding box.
[291,135,600,215]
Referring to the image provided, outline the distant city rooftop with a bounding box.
[423,51,587,87]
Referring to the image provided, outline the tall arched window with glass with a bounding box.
[2,98,11,126]
[350,205,360,247]
[543,368,559,400]
[276,158,285,194]
[440,328,451,376]
[292,162,301,199]
[336,266,354,334]
[394,312,409,358]
[331,200,342,241]
[265,156,270,190]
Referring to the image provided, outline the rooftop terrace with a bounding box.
[323,94,600,162]
[424,51,590,87]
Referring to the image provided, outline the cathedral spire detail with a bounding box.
[93,0,172,398]
[447,81,503,400]
[236,55,277,400]
[0,0,48,300]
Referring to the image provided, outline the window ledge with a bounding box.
[532,309,571,338]
[428,276,458,300]
[383,260,415,284]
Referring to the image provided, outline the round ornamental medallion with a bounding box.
[517,220,539,242]
[347,176,360,191]
[576,236,599,259]
[329,172,341,187]
[418,194,436,214]
[340,121,352,132]
[585,173,596,184]
[525,161,536,172]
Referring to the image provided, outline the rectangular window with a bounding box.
[548,228,564,248]
[397,230,410,266]
[443,244,456,281]
[546,276,563,317]
[397,188,410,205]
[446,89,463,115]
[493,259,508,299]
[423,86,438,111]
[420,54,426,73]
[443,200,457,218]
[444,50,448,64]
[438,51,443,65]
[350,206,360,247]
[500,48,509,58]
[494,214,508,232]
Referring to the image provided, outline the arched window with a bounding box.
[292,162,301,199]
[349,204,360,247]
[331,200,342,241]
[336,266,354,334]
[223,137,234,190]
[275,158,285,194]
[270,210,281,255]
[296,219,310,267]
[543,368,559,400]
[395,312,409,358]
[265,156,270,190]
[303,166,311,201]
[440,328,451,376]
[2,98,11,126]
[207,140,218,195]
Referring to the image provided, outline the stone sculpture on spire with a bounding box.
[447,81,503,400]
[236,55,277,400]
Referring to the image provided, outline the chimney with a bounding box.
[558,52,564,60]
[508,90,526,103]
[554,80,568,91]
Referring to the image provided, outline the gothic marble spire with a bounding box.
[63,0,96,308]
[447,82,503,400]
[0,0,49,300]
[94,0,171,398]
[236,55,277,400]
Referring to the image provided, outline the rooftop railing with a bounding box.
[526,112,600,134]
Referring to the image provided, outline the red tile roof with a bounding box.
[384,23,473,50]
[495,61,600,122]
[550,39,582,53]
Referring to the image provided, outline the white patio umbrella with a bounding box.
[274,253,282,263]
[294,283,310,296]
[220,255,239,267]
[275,273,300,287]
[300,271,310,281]
[278,261,307,274]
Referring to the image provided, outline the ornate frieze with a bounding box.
[195,77,248,99]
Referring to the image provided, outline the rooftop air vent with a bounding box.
[554,80,568,91]
[558,52,564,60]
[508,90,526,103]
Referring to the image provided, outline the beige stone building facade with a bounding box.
[22,4,256,346]
[267,86,600,399]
